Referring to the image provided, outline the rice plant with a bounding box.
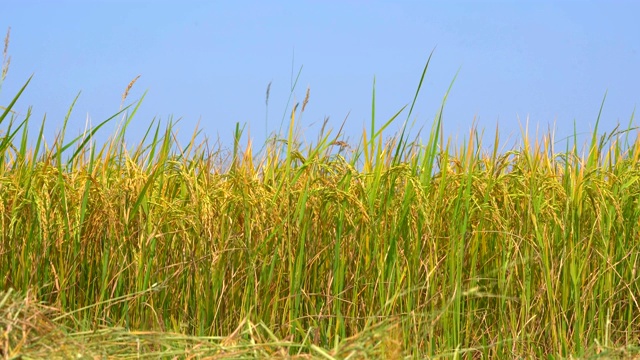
[1,33,639,358]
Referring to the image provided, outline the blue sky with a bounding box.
[1,1,638,153]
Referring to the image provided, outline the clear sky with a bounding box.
[1,1,638,153]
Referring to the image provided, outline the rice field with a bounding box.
[1,35,640,358]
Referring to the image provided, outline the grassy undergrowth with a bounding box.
[1,35,640,358]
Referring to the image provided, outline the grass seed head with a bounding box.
[2,27,10,81]
[301,86,310,113]
[121,74,141,107]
